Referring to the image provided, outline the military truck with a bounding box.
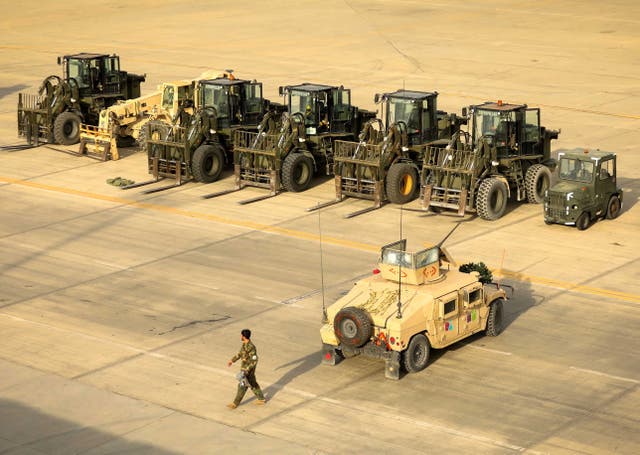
[121,76,279,193]
[17,53,145,146]
[320,239,507,379]
[203,83,375,203]
[543,148,622,230]
[311,89,464,217]
[421,101,559,220]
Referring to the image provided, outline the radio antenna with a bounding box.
[317,204,328,323]
[396,206,403,319]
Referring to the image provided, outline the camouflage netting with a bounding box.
[459,262,493,284]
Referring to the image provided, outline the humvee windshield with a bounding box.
[559,157,594,183]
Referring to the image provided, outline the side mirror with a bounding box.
[278,86,285,96]
[461,107,468,117]
[57,56,62,65]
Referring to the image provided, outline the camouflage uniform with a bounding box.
[231,340,265,406]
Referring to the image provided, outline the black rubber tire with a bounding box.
[476,178,508,221]
[386,162,418,204]
[606,195,621,220]
[485,299,504,337]
[576,211,591,230]
[192,144,225,183]
[53,111,81,145]
[282,152,314,192]
[334,307,372,348]
[525,164,552,204]
[402,333,430,373]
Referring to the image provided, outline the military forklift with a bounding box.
[17,53,145,146]
[203,83,375,203]
[309,89,464,218]
[122,76,279,194]
[420,101,559,220]
[544,148,622,230]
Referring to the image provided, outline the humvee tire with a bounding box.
[606,195,621,219]
[402,333,430,373]
[477,178,508,221]
[53,111,81,145]
[386,162,418,204]
[192,144,224,183]
[334,307,372,348]
[282,152,313,192]
[525,164,552,204]
[486,299,504,336]
[576,211,591,230]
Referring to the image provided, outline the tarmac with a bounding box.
[0,1,639,454]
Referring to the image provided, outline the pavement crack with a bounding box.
[156,315,231,335]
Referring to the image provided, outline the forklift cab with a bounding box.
[60,53,121,96]
[377,90,439,146]
[280,83,352,135]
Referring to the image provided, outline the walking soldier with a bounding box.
[227,329,266,409]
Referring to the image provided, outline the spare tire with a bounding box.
[334,307,372,348]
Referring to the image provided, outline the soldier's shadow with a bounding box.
[263,351,320,400]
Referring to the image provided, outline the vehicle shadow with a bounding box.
[617,176,639,213]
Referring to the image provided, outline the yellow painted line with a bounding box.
[1,176,638,304]
[494,269,640,304]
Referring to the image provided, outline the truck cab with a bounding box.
[375,90,442,146]
[544,148,622,230]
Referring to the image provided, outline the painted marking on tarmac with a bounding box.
[570,366,639,384]
[254,296,304,309]
[464,344,512,356]
[2,175,639,306]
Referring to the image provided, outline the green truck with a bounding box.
[544,148,622,230]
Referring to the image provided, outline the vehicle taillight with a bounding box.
[389,336,395,344]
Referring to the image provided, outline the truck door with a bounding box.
[596,157,616,212]
[438,291,459,344]
[244,82,264,124]
[331,87,351,130]
[522,108,541,155]
[459,285,483,334]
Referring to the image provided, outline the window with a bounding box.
[600,159,613,180]
[443,299,456,316]
[559,158,594,183]
[468,288,481,303]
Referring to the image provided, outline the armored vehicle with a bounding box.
[310,90,465,217]
[421,101,559,220]
[544,148,622,230]
[320,239,507,379]
[122,76,280,193]
[204,83,375,203]
[17,53,145,146]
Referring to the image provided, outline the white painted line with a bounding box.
[569,366,639,384]
[462,343,512,356]
[253,296,305,309]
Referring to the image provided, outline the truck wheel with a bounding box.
[192,144,225,183]
[606,195,621,219]
[525,164,552,204]
[282,153,313,192]
[576,211,591,230]
[402,333,430,373]
[53,111,81,145]
[386,162,418,204]
[476,178,508,220]
[334,307,372,348]
[485,299,504,337]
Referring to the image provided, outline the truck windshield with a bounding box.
[387,98,420,132]
[559,158,594,183]
[473,109,516,146]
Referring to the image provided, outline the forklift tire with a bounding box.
[525,164,552,204]
[386,162,418,204]
[606,195,621,219]
[192,144,225,183]
[576,211,591,230]
[282,153,313,192]
[53,111,81,145]
[476,178,508,221]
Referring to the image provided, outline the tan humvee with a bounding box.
[320,239,508,379]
